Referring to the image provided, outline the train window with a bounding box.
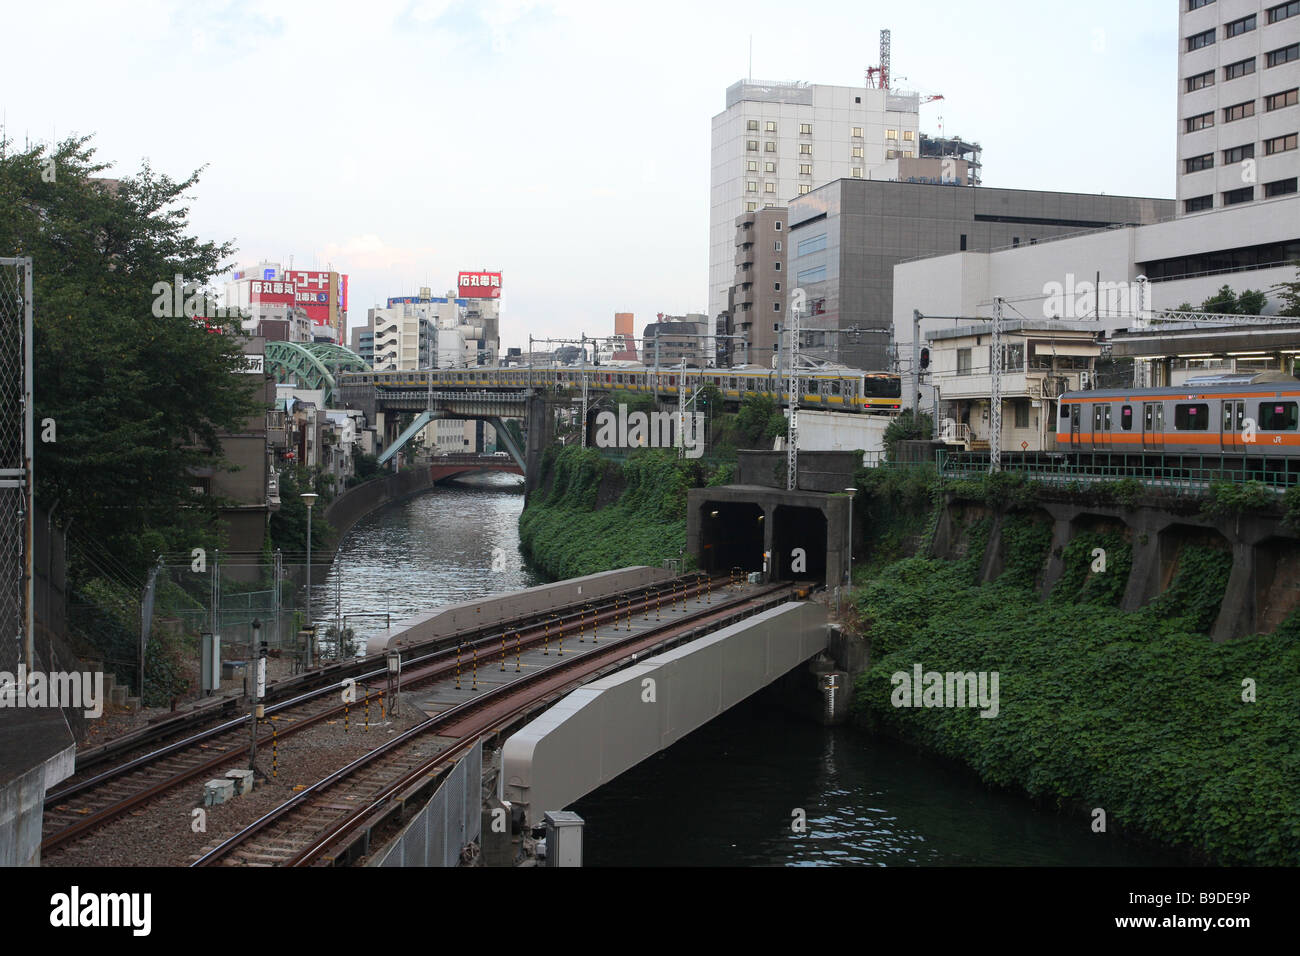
[831,380,841,395]
[1121,405,1133,430]
[1174,403,1209,430]
[808,380,820,394]
[728,377,738,389]
[1059,404,1072,422]
[1104,405,1111,430]
[1260,401,1299,430]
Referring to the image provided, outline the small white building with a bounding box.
[927,321,1102,452]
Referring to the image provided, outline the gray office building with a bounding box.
[785,179,1175,370]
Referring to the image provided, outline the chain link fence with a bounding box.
[0,257,34,681]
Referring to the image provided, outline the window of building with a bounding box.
[773,302,781,312]
[1223,186,1254,204]
[798,184,810,194]
[1185,112,1214,131]
[852,167,863,178]
[747,119,758,131]
[1265,132,1298,154]
[904,150,914,158]
[765,121,777,132]
[775,221,782,230]
[765,161,775,172]
[796,265,826,284]
[747,180,757,192]
[903,130,914,141]
[797,233,828,256]
[886,129,897,140]
[1224,57,1256,80]
[852,146,864,157]
[774,240,782,251]
[1260,401,1299,430]
[1224,14,1256,38]
[765,201,776,208]
[1269,1,1300,24]
[1265,177,1299,197]
[764,141,776,152]
[1223,100,1255,122]
[852,126,862,137]
[1266,88,1299,111]
[1014,401,1030,429]
[1002,344,1025,370]
[765,182,776,193]
[746,160,758,171]
[1185,194,1214,212]
[1268,44,1300,68]
[960,234,967,250]
[746,201,757,211]
[799,163,811,175]
[747,140,758,151]
[800,123,812,134]
[1175,403,1210,430]
[774,281,781,291]
[1187,28,1215,51]
[774,261,781,270]
[1223,144,1254,164]
[957,348,972,375]
[799,143,812,154]
[1188,0,1214,7]
[1186,70,1215,92]
[887,149,899,159]
[1185,153,1215,172]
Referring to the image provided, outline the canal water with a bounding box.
[322,477,1180,866]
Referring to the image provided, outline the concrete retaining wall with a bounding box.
[368,566,675,654]
[323,467,435,556]
[501,600,828,824]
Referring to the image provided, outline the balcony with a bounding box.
[934,369,1085,402]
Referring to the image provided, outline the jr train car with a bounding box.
[345,365,903,414]
[1057,373,1300,455]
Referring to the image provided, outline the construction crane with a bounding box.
[865,29,890,89]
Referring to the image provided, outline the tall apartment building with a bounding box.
[730,206,787,365]
[643,314,708,366]
[1178,0,1300,215]
[710,79,924,329]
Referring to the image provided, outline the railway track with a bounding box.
[41,573,732,855]
[191,581,800,867]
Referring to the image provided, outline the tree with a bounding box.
[736,393,782,447]
[1273,263,1300,317]
[0,135,263,580]
[1200,285,1239,314]
[1190,284,1269,315]
[883,410,934,461]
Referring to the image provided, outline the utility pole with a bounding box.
[786,298,801,490]
[991,297,1003,472]
[580,332,588,448]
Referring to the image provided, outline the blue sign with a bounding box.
[263,268,276,280]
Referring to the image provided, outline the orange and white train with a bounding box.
[1057,373,1300,455]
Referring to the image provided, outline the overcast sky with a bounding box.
[2,0,1177,351]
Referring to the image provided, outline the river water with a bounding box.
[319,477,1179,866]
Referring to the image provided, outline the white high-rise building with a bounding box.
[1177,0,1300,216]
[709,79,922,330]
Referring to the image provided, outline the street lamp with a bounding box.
[301,492,319,667]
[844,487,857,588]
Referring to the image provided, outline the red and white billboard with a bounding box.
[458,271,502,299]
[282,270,341,333]
[249,279,297,306]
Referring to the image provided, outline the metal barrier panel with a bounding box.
[0,257,34,676]
[370,739,483,868]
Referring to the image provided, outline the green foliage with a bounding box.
[1051,530,1132,606]
[142,635,191,707]
[733,393,785,448]
[2,135,264,583]
[852,464,940,574]
[1273,263,1300,317]
[1198,283,1268,315]
[1151,545,1234,634]
[882,410,933,461]
[997,513,1052,587]
[354,453,380,481]
[851,550,1300,864]
[520,447,701,578]
[1201,481,1280,519]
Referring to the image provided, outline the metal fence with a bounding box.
[0,257,33,678]
[373,739,483,867]
[936,449,1300,495]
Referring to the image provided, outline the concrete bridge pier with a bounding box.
[524,394,554,499]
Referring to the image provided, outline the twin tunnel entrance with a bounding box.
[695,500,831,583]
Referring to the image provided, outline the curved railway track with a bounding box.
[191,580,799,866]
[41,573,733,855]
